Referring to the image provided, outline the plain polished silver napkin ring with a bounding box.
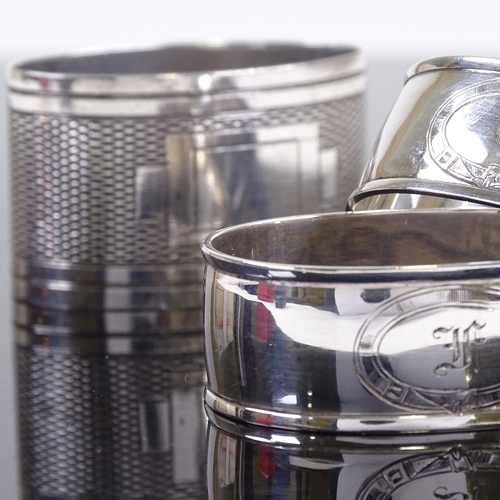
[348,55,500,211]
[203,210,500,433]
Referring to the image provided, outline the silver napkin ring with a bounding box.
[10,42,366,499]
[207,408,500,500]
[348,55,500,211]
[203,209,500,433]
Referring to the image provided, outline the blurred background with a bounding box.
[1,0,499,496]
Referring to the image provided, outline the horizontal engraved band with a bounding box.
[15,327,205,356]
[15,302,203,335]
[14,258,205,286]
[14,277,203,311]
[9,75,366,115]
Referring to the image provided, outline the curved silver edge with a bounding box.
[8,74,366,115]
[205,388,500,434]
[15,327,205,356]
[205,405,500,449]
[406,55,500,82]
[8,43,364,96]
[201,209,500,283]
[348,192,488,211]
[14,302,203,335]
[14,257,205,286]
[347,177,500,210]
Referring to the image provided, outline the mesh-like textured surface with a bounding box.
[11,95,364,265]
[17,345,206,499]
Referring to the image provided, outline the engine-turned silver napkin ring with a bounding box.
[203,209,500,433]
[348,55,500,211]
[9,42,365,499]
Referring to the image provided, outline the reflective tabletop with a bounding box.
[206,409,500,499]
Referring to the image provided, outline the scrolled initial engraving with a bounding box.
[354,286,500,413]
[473,164,500,189]
[433,321,486,377]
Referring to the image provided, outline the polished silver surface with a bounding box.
[352,191,487,211]
[348,55,500,211]
[207,409,500,499]
[9,43,364,96]
[203,210,500,432]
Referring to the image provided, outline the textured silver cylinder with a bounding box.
[10,43,366,271]
[9,43,365,499]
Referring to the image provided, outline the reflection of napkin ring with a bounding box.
[348,56,500,211]
[203,210,500,433]
[207,408,500,500]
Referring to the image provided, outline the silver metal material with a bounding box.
[207,409,500,499]
[15,327,204,356]
[14,277,203,311]
[10,43,365,498]
[17,338,206,499]
[202,210,500,433]
[352,191,487,211]
[9,77,365,116]
[348,55,500,211]
[10,43,366,270]
[15,303,203,335]
[14,258,204,286]
[9,43,364,96]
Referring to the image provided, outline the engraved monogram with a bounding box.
[433,321,486,377]
[354,286,500,413]
[428,78,500,189]
[357,447,498,500]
